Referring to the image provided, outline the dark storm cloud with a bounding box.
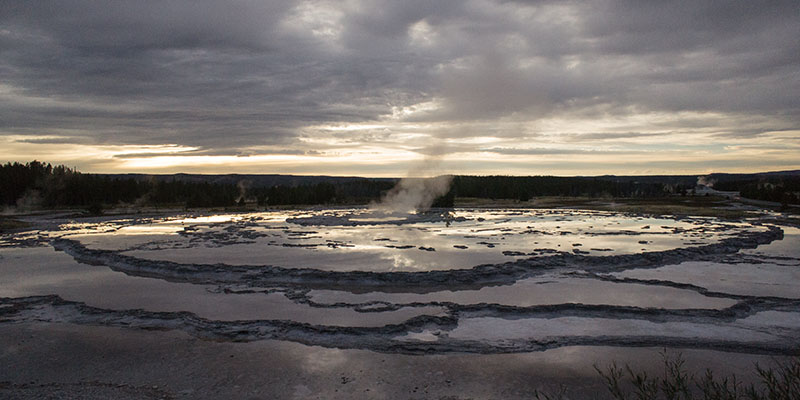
[1,0,798,154]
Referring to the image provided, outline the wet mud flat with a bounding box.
[1,208,799,398]
[0,323,787,400]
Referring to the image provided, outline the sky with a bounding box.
[1,0,799,177]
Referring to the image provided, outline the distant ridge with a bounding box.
[101,173,397,188]
[595,170,800,186]
[98,170,800,187]
[5,161,798,208]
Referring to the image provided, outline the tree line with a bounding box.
[255,180,396,206]
[450,175,676,201]
[0,161,397,210]
[0,161,239,210]
[3,161,797,211]
[714,177,800,205]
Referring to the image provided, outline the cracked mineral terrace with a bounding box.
[1,208,799,397]
[2,208,798,353]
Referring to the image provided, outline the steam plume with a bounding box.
[697,176,716,188]
[371,151,452,214]
[237,179,252,202]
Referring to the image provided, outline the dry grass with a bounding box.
[593,351,800,400]
[534,351,800,399]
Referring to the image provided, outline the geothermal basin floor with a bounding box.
[1,208,799,398]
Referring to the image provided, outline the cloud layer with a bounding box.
[1,0,798,174]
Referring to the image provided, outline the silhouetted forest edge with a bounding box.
[2,161,799,214]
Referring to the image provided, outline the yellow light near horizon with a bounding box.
[446,136,503,145]
[315,124,390,131]
[117,147,423,171]
[0,138,195,164]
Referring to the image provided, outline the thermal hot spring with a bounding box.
[1,208,799,356]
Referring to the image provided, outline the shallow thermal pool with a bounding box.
[1,208,798,357]
[64,208,760,272]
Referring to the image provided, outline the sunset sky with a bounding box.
[1,1,798,176]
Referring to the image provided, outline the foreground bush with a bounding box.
[534,350,799,400]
